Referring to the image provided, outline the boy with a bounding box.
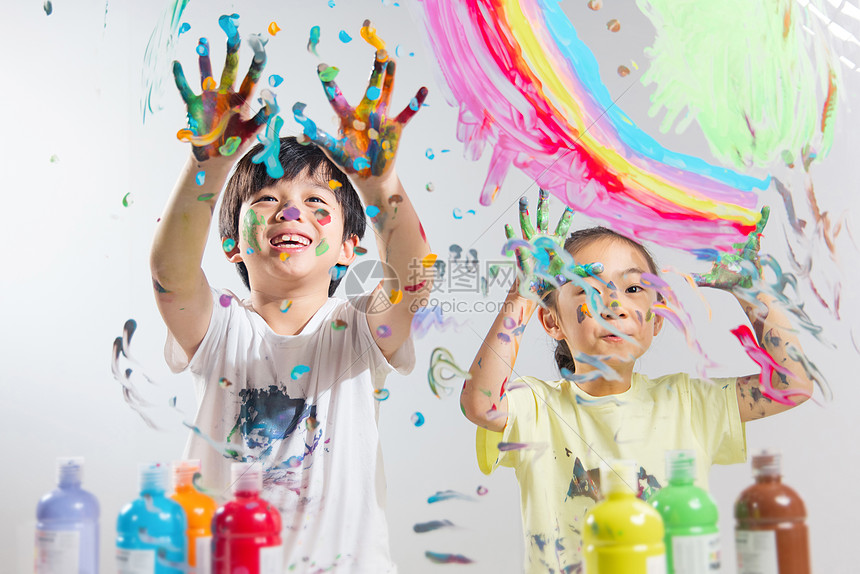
[150,27,431,572]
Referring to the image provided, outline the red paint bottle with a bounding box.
[212,463,283,574]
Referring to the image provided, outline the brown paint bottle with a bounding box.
[734,450,810,574]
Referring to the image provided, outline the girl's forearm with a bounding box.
[461,288,536,428]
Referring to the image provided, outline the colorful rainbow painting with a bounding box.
[415,0,772,251]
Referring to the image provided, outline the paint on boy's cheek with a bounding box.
[242,209,266,252]
[635,310,643,324]
[645,309,654,322]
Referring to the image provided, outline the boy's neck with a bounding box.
[248,287,332,336]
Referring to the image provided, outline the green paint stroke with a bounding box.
[242,209,265,252]
[637,0,839,167]
[316,238,329,256]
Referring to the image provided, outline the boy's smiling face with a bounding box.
[542,238,663,375]
[227,169,358,297]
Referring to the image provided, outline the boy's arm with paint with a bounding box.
[695,207,815,422]
[150,32,273,360]
[293,21,432,361]
[461,191,573,432]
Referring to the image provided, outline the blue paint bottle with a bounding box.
[116,463,187,573]
[36,457,100,574]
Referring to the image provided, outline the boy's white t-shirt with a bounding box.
[165,288,414,573]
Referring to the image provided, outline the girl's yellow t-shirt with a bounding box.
[476,373,746,573]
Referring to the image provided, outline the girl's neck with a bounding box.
[573,362,635,396]
[575,378,632,397]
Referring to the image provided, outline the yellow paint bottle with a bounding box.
[584,459,667,574]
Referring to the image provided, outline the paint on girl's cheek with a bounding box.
[635,310,644,324]
[577,304,591,323]
[242,209,265,252]
[645,309,654,322]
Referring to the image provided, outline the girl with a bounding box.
[460,190,814,573]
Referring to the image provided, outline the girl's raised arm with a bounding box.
[461,190,573,431]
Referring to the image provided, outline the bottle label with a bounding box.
[259,544,284,574]
[735,530,778,574]
[196,536,212,574]
[671,533,720,573]
[35,530,80,574]
[116,547,156,574]
[646,553,668,574]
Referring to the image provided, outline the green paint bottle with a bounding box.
[649,450,720,574]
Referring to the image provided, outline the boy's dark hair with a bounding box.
[543,227,660,376]
[219,137,366,297]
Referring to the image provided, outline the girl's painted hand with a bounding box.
[505,188,574,296]
[694,206,770,290]
[172,18,275,162]
[292,20,428,179]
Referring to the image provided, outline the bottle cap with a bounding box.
[751,449,781,477]
[57,457,84,486]
[601,459,637,496]
[139,463,170,493]
[666,450,697,482]
[230,462,262,495]
[173,459,201,489]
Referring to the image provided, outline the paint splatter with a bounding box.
[290,365,311,380]
[428,347,471,399]
[43,1,52,15]
[279,300,292,313]
[376,325,392,338]
[424,552,474,564]
[141,0,191,122]
[413,520,454,533]
[331,319,348,330]
[373,388,390,401]
[268,75,284,87]
[218,377,232,388]
[219,294,232,307]
[267,21,281,35]
[338,30,352,43]
[308,26,321,55]
[427,490,474,503]
[222,238,236,253]
[195,171,205,185]
[411,412,425,426]
[122,193,133,207]
[476,485,488,495]
[425,148,435,160]
[411,306,464,338]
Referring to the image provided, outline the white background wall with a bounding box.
[3,1,859,572]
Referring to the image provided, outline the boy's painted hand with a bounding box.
[173,18,276,162]
[292,20,428,178]
[694,206,770,290]
[505,188,574,296]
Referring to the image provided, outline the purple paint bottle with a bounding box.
[36,457,100,574]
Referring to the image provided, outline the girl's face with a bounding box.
[541,238,663,374]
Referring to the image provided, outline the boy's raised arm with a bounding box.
[292,21,432,361]
[151,31,272,360]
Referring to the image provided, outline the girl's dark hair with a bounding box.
[219,137,366,297]
[544,227,660,376]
